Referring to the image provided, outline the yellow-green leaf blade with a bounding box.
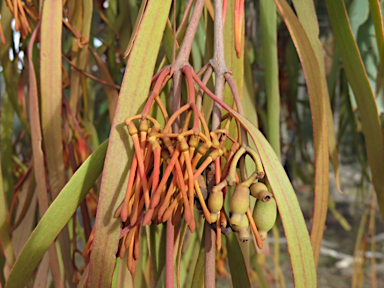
[87,1,172,286]
[4,140,108,288]
[240,117,316,288]
[273,0,329,267]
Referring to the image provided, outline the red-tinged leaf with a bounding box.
[28,24,63,288]
[40,1,74,285]
[239,117,317,288]
[193,85,316,286]
[89,47,119,122]
[40,0,66,199]
[291,0,342,195]
[326,0,384,225]
[33,253,50,288]
[87,1,172,287]
[67,0,93,114]
[124,0,148,58]
[273,0,329,267]
[11,176,36,258]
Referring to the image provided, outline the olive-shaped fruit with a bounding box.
[210,213,218,223]
[250,182,267,197]
[229,184,249,225]
[250,182,273,202]
[208,191,223,214]
[252,198,277,240]
[232,214,250,242]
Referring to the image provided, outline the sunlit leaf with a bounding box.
[4,140,108,288]
[87,1,172,286]
[273,0,329,266]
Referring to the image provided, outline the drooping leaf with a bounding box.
[0,2,16,207]
[40,1,74,283]
[240,118,317,287]
[27,24,63,288]
[87,1,172,286]
[326,0,384,225]
[190,230,205,288]
[149,223,166,285]
[273,0,329,267]
[260,0,280,159]
[4,140,108,288]
[196,86,316,286]
[226,234,251,288]
[67,0,93,114]
[0,159,14,281]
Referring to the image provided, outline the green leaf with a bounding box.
[368,0,384,96]
[274,0,330,266]
[5,140,108,288]
[241,119,317,287]
[0,2,16,207]
[190,230,205,288]
[0,157,14,280]
[87,1,172,286]
[194,82,317,286]
[226,234,251,288]
[260,0,280,159]
[326,0,384,226]
[149,223,166,285]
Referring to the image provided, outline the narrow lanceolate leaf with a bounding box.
[226,234,251,288]
[4,140,108,288]
[240,117,317,288]
[197,91,316,286]
[326,0,384,224]
[40,1,74,285]
[273,0,329,267]
[368,0,384,95]
[260,0,280,159]
[28,25,63,288]
[291,0,338,266]
[223,0,244,106]
[68,0,93,114]
[149,224,166,285]
[87,1,172,287]
[0,162,14,280]
[89,48,119,122]
[0,2,16,207]
[40,0,65,199]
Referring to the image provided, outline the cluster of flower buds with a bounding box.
[112,64,277,276]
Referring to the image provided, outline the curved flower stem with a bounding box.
[196,65,213,110]
[246,208,263,249]
[143,66,172,115]
[172,0,206,129]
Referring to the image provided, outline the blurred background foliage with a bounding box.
[1,0,384,287]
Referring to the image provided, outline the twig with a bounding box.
[166,1,206,287]
[205,0,228,287]
[171,0,205,129]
